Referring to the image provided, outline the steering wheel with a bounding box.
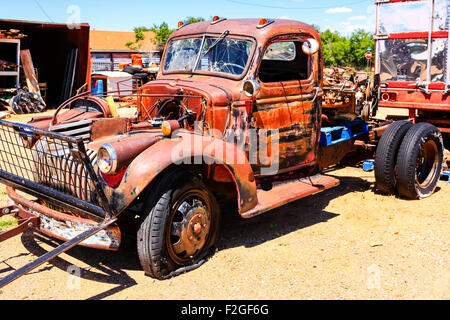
[51,93,111,125]
[219,63,245,74]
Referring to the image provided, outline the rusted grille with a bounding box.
[0,120,111,218]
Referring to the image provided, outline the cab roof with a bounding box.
[169,18,320,43]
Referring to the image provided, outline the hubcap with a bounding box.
[416,140,439,188]
[167,192,211,263]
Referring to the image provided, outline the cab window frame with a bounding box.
[257,36,314,84]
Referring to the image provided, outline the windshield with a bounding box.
[376,0,449,83]
[377,0,448,34]
[379,38,447,82]
[163,35,254,76]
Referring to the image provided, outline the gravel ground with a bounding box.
[0,110,448,300]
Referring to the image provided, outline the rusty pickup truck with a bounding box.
[0,17,444,285]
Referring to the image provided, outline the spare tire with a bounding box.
[375,120,413,194]
[396,123,444,199]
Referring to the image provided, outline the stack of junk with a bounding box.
[91,54,160,108]
[321,66,373,126]
[0,28,46,115]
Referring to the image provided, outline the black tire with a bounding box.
[137,168,221,279]
[396,123,444,199]
[374,120,414,194]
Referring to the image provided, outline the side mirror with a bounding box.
[302,39,320,55]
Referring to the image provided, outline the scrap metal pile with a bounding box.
[321,66,371,125]
[0,59,17,72]
[0,29,46,114]
[0,29,27,39]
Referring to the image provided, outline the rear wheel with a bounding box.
[396,123,443,199]
[374,120,413,194]
[137,168,221,279]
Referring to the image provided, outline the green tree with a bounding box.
[320,29,349,66]
[318,28,374,68]
[149,22,174,47]
[184,17,205,24]
[125,26,151,50]
[349,29,374,67]
[133,17,205,48]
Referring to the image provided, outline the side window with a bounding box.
[259,40,310,82]
[263,42,296,61]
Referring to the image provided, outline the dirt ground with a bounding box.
[0,109,448,300]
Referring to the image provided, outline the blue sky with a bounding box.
[0,0,376,36]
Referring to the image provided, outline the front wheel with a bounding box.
[137,168,221,279]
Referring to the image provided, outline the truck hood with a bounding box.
[141,76,239,107]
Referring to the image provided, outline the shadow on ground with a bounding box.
[218,175,372,250]
[7,174,371,299]
[18,228,139,299]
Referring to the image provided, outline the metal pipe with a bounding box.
[426,0,435,93]
[446,1,450,89]
[193,34,207,74]
[0,217,117,289]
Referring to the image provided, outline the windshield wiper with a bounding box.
[203,30,230,56]
[191,30,230,73]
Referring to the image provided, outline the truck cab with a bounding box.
[138,18,325,175]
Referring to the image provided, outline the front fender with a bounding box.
[104,131,258,215]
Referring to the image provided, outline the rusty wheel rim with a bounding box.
[415,139,439,189]
[166,189,212,264]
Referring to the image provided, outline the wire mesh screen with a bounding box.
[0,120,100,212]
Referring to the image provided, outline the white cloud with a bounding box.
[277,15,290,19]
[337,21,373,35]
[325,7,352,14]
[320,4,377,35]
[349,15,367,21]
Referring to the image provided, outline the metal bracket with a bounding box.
[407,78,431,94]
[373,34,389,40]
[0,206,39,243]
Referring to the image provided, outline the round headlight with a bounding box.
[97,144,117,174]
[243,80,260,98]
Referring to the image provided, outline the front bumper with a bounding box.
[4,187,121,251]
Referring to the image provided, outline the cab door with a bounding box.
[251,38,321,175]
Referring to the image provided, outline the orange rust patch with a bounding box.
[253,106,291,129]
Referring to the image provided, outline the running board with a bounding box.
[241,174,340,218]
[0,218,117,288]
